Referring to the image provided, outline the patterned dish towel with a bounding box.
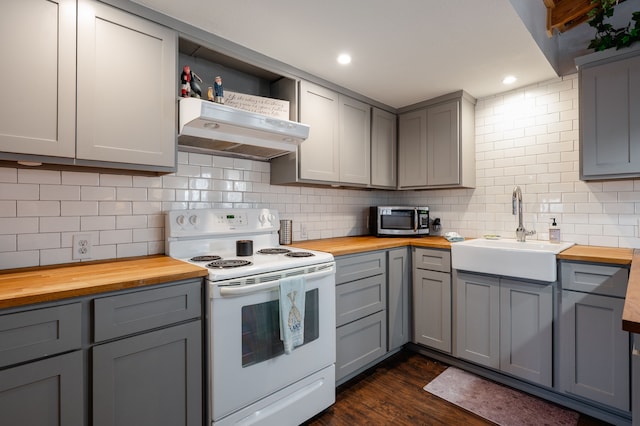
[279,276,306,354]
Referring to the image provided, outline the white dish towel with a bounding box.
[279,276,306,354]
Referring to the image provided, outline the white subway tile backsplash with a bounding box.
[61,201,99,217]
[61,171,100,186]
[100,174,133,187]
[40,217,80,233]
[81,186,116,201]
[18,169,61,184]
[0,217,38,235]
[18,233,60,250]
[0,201,16,217]
[40,185,80,201]
[0,183,39,200]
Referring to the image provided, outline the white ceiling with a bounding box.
[131,0,560,109]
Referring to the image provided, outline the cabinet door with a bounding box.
[371,107,397,188]
[93,321,202,426]
[336,310,387,382]
[299,81,340,181]
[398,108,428,188]
[413,268,451,353]
[388,247,410,350]
[427,100,460,186]
[0,351,83,426]
[580,54,640,178]
[499,279,553,386]
[560,291,629,411]
[455,272,500,368]
[0,0,76,158]
[76,0,176,169]
[339,95,371,185]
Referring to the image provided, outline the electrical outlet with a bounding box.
[72,233,92,260]
[300,224,308,240]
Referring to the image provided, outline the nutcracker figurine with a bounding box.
[213,75,224,103]
[180,65,203,98]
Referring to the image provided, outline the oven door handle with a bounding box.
[218,266,335,296]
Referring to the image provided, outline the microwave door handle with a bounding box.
[218,265,335,296]
[414,208,418,232]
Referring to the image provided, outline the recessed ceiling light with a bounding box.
[337,53,351,65]
[502,75,517,85]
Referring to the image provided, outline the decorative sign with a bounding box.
[224,91,290,120]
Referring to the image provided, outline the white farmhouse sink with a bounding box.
[450,238,575,282]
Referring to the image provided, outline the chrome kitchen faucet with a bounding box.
[512,186,536,242]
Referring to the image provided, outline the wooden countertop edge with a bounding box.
[0,256,208,310]
[622,249,640,334]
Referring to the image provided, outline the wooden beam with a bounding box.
[545,0,599,36]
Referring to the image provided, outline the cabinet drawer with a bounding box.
[0,303,81,368]
[336,274,386,327]
[94,279,201,342]
[336,310,387,381]
[414,247,451,272]
[335,252,385,284]
[561,262,628,298]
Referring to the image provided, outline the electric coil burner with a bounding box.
[257,248,291,254]
[165,208,336,426]
[286,251,315,257]
[206,259,253,269]
[191,255,222,262]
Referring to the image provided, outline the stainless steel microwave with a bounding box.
[369,206,429,237]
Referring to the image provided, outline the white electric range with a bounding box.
[166,208,336,426]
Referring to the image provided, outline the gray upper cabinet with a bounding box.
[371,107,397,188]
[76,0,176,170]
[0,0,177,172]
[578,45,640,180]
[398,91,476,189]
[0,0,76,159]
[298,81,341,182]
[272,80,372,187]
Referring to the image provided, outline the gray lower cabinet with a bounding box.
[0,351,84,426]
[93,322,202,426]
[0,302,84,426]
[0,278,203,426]
[577,44,640,180]
[335,251,387,383]
[387,247,411,350]
[412,247,452,353]
[455,271,553,387]
[559,261,630,412]
[92,279,203,426]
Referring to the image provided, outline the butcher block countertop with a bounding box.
[0,255,208,310]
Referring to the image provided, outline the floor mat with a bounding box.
[423,367,579,426]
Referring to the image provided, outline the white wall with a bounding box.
[1,73,639,269]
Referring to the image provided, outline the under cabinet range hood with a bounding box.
[178,98,310,161]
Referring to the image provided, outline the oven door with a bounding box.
[210,262,336,422]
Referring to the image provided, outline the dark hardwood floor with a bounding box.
[303,350,611,426]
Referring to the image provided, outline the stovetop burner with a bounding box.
[257,248,291,254]
[285,252,315,258]
[191,255,222,262]
[206,259,253,269]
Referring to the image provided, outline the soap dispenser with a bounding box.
[549,218,561,243]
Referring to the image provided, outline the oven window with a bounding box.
[381,211,413,230]
[241,289,319,367]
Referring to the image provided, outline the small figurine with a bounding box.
[180,65,203,98]
[213,75,224,103]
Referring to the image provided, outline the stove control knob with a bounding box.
[189,215,199,226]
[176,215,186,226]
